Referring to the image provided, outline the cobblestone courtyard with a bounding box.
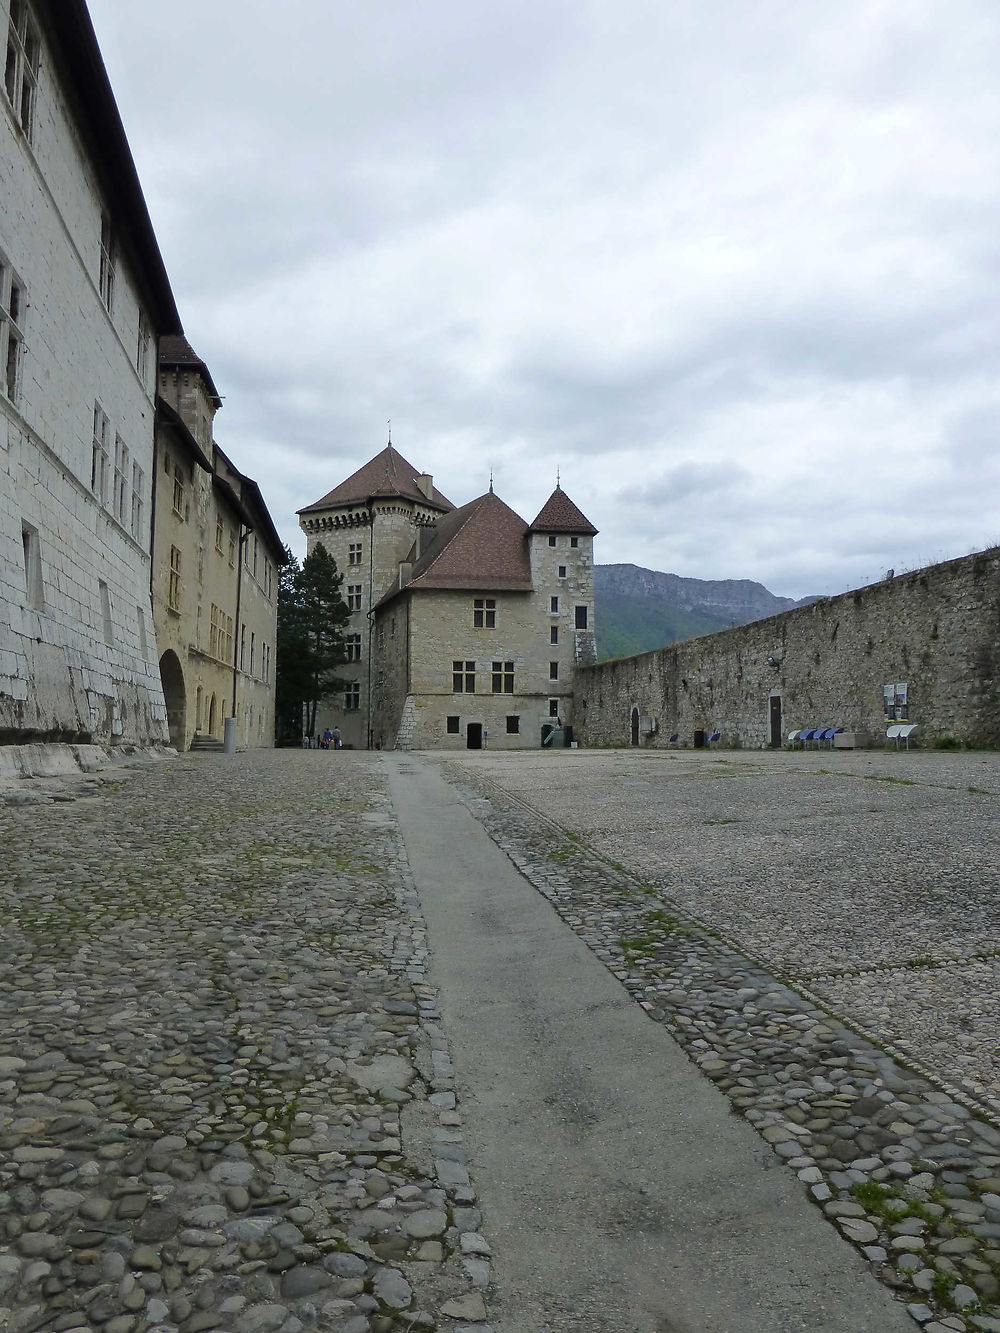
[2,745,1000,1332]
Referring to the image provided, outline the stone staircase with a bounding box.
[393,697,417,750]
[188,733,224,753]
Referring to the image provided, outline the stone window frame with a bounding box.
[575,604,588,630]
[550,595,559,614]
[136,308,151,383]
[491,660,514,694]
[558,565,567,578]
[4,0,40,141]
[348,542,363,565]
[130,462,144,541]
[171,461,185,519]
[548,698,560,718]
[20,519,43,610]
[452,659,475,694]
[215,516,225,555]
[345,632,362,662]
[446,715,460,734]
[344,680,361,711]
[347,584,363,611]
[550,625,558,646]
[113,434,129,527]
[473,597,496,629]
[549,660,559,681]
[98,579,113,646]
[547,535,557,548]
[570,536,579,548]
[506,715,520,734]
[0,252,25,404]
[99,212,116,314]
[91,402,111,504]
[167,545,182,613]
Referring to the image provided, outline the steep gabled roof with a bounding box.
[298,444,453,514]
[387,491,534,601]
[529,485,598,535]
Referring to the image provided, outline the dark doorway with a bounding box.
[769,695,782,748]
[693,728,706,748]
[630,707,640,746]
[540,723,553,746]
[158,650,186,750]
[467,722,483,750]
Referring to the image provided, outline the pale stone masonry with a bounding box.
[0,0,181,742]
[155,337,282,750]
[298,443,597,749]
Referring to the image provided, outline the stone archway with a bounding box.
[159,650,186,750]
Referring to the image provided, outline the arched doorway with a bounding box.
[208,693,218,736]
[630,707,640,746]
[159,650,186,750]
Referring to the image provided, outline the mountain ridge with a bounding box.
[595,562,819,660]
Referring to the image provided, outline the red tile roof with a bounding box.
[529,486,598,535]
[298,444,453,514]
[400,491,534,595]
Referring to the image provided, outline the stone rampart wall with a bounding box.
[577,548,1000,749]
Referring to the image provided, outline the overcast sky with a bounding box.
[88,0,1000,599]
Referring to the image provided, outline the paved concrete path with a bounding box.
[387,754,915,1333]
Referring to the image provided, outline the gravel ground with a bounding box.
[444,746,1000,1113]
[0,751,490,1333]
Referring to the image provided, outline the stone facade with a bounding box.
[0,0,181,743]
[577,547,1000,750]
[299,445,597,749]
[154,340,282,750]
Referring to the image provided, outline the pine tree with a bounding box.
[275,544,350,741]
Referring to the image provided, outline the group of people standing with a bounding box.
[321,727,342,749]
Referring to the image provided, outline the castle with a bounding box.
[298,444,598,749]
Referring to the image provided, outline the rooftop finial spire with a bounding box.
[387,418,392,446]
[489,468,494,494]
[556,464,561,488]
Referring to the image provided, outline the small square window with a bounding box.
[547,535,557,547]
[550,626,558,645]
[570,536,579,548]
[550,596,559,613]
[558,565,567,578]
[506,715,520,734]
[446,715,460,734]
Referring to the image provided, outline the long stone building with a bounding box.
[1,0,180,743]
[577,546,1000,750]
[298,443,598,749]
[154,337,282,751]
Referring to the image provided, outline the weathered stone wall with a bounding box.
[1,20,167,743]
[577,548,1000,749]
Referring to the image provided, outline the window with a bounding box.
[91,404,110,503]
[99,213,115,313]
[347,584,362,611]
[570,536,579,548]
[558,565,567,579]
[250,631,255,676]
[229,533,236,567]
[130,463,144,540]
[548,535,557,547]
[210,604,222,659]
[137,309,150,384]
[446,715,460,734]
[0,259,25,402]
[575,605,588,629]
[4,0,39,139]
[550,626,558,645]
[240,623,246,669]
[549,699,560,717]
[114,435,129,526]
[215,517,225,554]
[491,660,514,694]
[98,580,113,646]
[346,633,362,662]
[549,661,559,680]
[473,597,496,628]
[452,659,475,693]
[252,535,258,578]
[550,596,559,613]
[167,546,181,612]
[172,461,184,518]
[345,681,360,710]
[348,542,362,565]
[506,715,520,735]
[21,520,42,609]
[225,615,234,663]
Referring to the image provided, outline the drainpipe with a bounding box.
[232,525,248,720]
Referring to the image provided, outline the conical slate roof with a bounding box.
[529,485,598,535]
[399,490,534,595]
[298,444,453,514]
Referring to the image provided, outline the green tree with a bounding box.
[275,544,351,742]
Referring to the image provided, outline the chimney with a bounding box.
[416,473,433,500]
